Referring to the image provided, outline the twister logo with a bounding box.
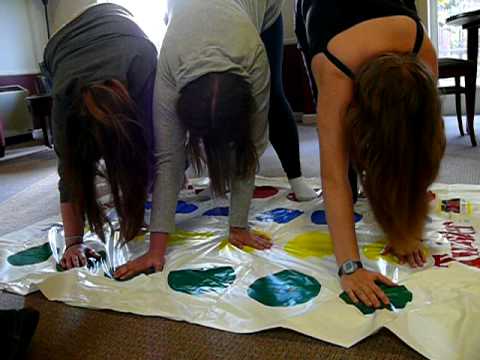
[433,221,480,269]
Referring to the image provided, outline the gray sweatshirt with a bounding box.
[43,3,158,202]
[150,0,284,233]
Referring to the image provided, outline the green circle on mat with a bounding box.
[248,270,321,307]
[168,266,236,295]
[7,243,52,266]
[339,282,413,315]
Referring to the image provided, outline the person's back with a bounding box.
[161,0,269,91]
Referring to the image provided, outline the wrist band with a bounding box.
[65,236,83,249]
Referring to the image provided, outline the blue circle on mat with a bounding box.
[256,208,304,224]
[203,207,230,217]
[310,210,362,225]
[176,201,198,214]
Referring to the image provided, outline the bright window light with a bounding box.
[99,0,167,49]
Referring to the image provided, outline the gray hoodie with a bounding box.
[150,0,284,233]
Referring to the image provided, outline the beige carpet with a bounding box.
[0,291,424,360]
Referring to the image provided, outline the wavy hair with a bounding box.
[347,54,445,246]
[64,79,149,242]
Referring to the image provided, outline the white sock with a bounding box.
[288,177,317,201]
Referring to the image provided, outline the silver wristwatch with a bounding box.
[338,260,363,277]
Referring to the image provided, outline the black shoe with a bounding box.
[0,308,39,360]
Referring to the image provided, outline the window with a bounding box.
[100,0,167,49]
[432,0,480,83]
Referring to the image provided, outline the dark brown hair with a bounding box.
[64,79,149,242]
[177,72,258,197]
[347,54,445,247]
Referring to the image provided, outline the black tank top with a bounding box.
[296,0,424,79]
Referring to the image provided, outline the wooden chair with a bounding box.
[438,9,480,147]
[438,58,476,143]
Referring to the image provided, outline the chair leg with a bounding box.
[465,73,477,147]
[454,77,465,136]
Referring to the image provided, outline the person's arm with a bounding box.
[228,106,272,250]
[419,36,438,79]
[113,71,185,280]
[52,100,100,268]
[312,55,395,307]
[228,57,272,250]
[149,75,186,235]
[60,203,84,244]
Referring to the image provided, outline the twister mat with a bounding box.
[1,177,479,360]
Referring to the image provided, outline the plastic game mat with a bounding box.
[1,177,479,360]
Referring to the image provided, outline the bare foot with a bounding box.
[229,227,272,250]
[113,250,165,281]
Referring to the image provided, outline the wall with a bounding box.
[417,0,429,26]
[0,0,47,76]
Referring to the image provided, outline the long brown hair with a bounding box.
[177,72,258,197]
[64,79,149,242]
[347,54,445,247]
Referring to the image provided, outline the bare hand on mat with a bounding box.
[382,241,426,268]
[61,244,100,269]
[113,251,165,280]
[229,227,272,250]
[114,232,168,280]
[341,269,396,308]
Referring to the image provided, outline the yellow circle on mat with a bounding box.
[132,229,215,244]
[219,230,272,254]
[363,241,429,264]
[284,231,334,259]
[169,230,216,245]
[362,241,399,264]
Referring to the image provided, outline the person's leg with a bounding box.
[261,15,316,201]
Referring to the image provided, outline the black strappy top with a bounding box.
[296,0,424,80]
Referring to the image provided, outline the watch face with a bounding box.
[339,261,362,277]
[344,262,355,274]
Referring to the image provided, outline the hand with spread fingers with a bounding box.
[113,251,165,281]
[383,240,427,268]
[229,227,272,250]
[61,244,100,270]
[341,268,397,308]
[113,232,168,281]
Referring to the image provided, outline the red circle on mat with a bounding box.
[253,186,279,199]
